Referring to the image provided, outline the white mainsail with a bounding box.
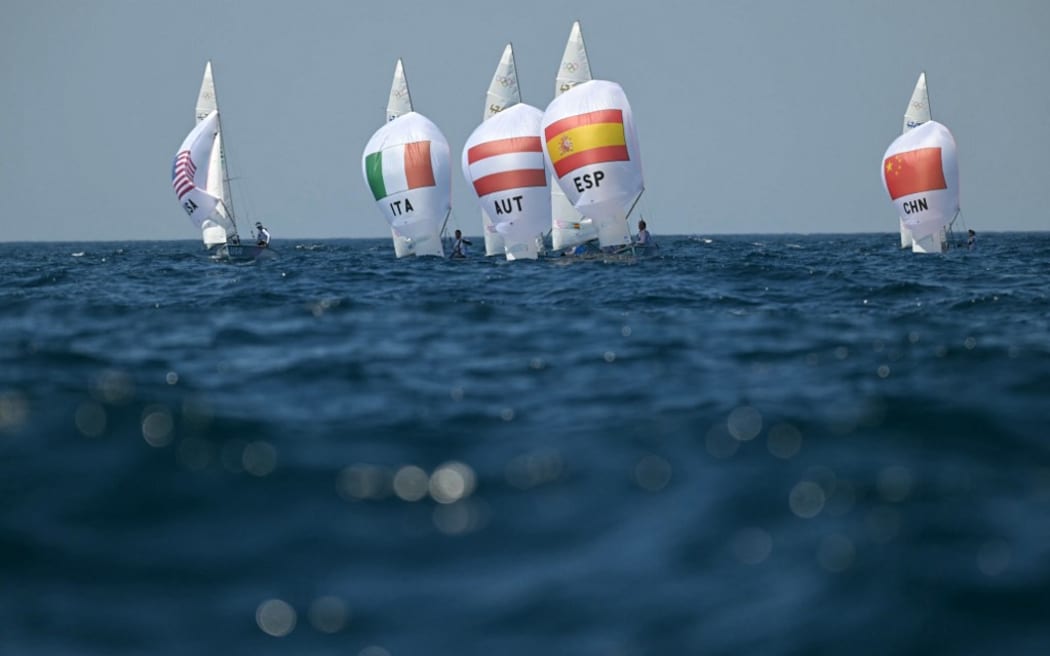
[362,112,450,258]
[881,120,959,254]
[477,44,522,256]
[903,72,931,133]
[384,59,415,257]
[541,80,643,249]
[387,58,412,123]
[898,72,931,248]
[462,103,550,260]
[194,61,237,245]
[550,21,599,252]
[172,110,228,247]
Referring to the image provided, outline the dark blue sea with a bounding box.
[2,233,1049,655]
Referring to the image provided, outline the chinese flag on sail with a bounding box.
[884,147,947,200]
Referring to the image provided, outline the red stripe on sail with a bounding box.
[472,169,547,196]
[467,137,543,164]
[544,109,623,142]
[403,141,435,189]
[884,147,946,200]
[552,144,629,179]
[172,150,198,199]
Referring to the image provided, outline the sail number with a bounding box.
[389,198,415,216]
[182,198,198,215]
[902,198,929,214]
[573,170,605,193]
[493,195,524,215]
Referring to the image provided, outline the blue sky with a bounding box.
[2,0,1048,240]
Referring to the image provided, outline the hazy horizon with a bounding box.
[3,0,1048,242]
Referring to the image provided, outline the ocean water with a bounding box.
[1,233,1049,655]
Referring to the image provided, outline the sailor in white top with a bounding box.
[255,222,271,247]
[636,219,651,246]
[451,229,471,258]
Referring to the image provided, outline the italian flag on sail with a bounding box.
[365,140,436,200]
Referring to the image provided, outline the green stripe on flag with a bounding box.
[365,151,386,200]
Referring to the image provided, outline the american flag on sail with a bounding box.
[172,150,197,200]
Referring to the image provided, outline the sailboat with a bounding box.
[881,120,959,254]
[540,79,643,252]
[550,21,600,253]
[897,72,932,249]
[171,61,271,261]
[362,59,450,258]
[476,44,522,257]
[462,59,550,261]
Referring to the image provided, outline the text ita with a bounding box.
[493,195,524,215]
[573,170,605,193]
[902,198,929,214]
[389,198,415,215]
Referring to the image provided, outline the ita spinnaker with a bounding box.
[362,112,451,257]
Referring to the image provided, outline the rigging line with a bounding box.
[438,210,453,248]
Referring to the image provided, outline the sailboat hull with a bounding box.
[215,244,278,262]
[911,229,947,254]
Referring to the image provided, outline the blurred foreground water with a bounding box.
[1,234,1049,655]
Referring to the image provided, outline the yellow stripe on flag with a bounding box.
[546,123,626,166]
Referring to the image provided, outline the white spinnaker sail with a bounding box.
[384,59,415,257]
[881,120,959,251]
[462,103,549,260]
[551,21,598,251]
[172,111,229,246]
[541,80,642,248]
[195,61,235,238]
[362,112,450,258]
[479,44,521,256]
[898,72,931,248]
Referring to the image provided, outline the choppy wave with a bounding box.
[1,234,1049,654]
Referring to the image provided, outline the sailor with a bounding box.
[255,222,271,247]
[967,229,976,250]
[450,229,471,258]
[636,219,651,246]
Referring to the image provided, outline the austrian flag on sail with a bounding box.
[883,147,947,200]
[465,136,546,196]
[365,141,436,200]
[461,102,551,260]
[544,109,629,178]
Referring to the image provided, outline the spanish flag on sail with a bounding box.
[883,147,947,200]
[544,109,629,179]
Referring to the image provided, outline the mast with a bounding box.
[212,70,237,227]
